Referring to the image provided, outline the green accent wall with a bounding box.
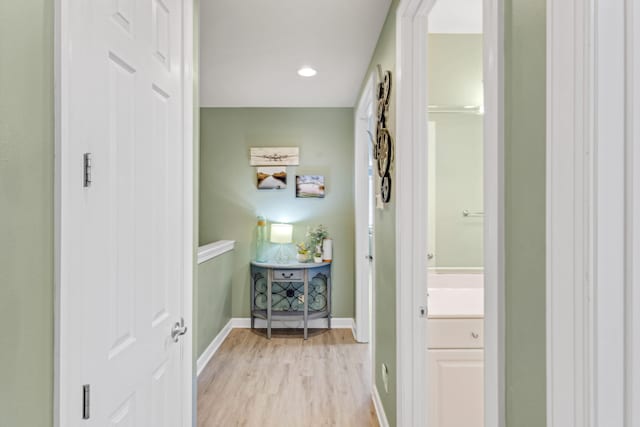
[0,1,54,426]
[196,252,234,357]
[358,1,399,423]
[504,0,547,425]
[199,108,356,319]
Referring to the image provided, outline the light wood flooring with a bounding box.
[197,328,379,427]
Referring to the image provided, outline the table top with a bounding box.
[251,260,331,269]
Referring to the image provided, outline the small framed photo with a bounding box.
[296,175,325,198]
[257,167,287,189]
[250,147,299,166]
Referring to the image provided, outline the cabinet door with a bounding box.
[428,349,484,427]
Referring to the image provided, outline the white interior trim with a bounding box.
[395,2,432,424]
[395,0,504,425]
[594,2,626,425]
[181,1,195,426]
[628,0,640,422]
[354,73,375,344]
[372,385,391,427]
[196,319,233,376]
[546,0,593,425]
[482,0,505,425]
[546,0,640,425]
[197,240,235,264]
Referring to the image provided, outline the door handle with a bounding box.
[365,255,373,261]
[171,318,188,342]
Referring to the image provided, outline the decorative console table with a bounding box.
[250,261,332,340]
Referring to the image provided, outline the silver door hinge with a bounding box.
[82,384,90,420]
[419,306,427,318]
[83,153,92,188]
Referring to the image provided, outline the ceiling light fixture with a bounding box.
[297,67,317,77]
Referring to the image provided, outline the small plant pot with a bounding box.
[313,255,323,263]
[296,253,308,263]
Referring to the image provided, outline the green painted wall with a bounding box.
[431,114,484,268]
[428,34,484,107]
[0,1,54,426]
[428,35,484,269]
[504,0,547,425]
[358,1,398,423]
[199,108,356,318]
[196,251,234,357]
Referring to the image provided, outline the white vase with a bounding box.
[313,255,322,263]
[296,253,308,262]
[322,238,333,262]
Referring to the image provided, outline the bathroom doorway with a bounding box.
[425,4,485,424]
[394,0,503,424]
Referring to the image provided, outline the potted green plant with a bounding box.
[313,246,323,263]
[306,224,329,251]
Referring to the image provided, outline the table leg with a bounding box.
[304,270,309,340]
[267,270,272,340]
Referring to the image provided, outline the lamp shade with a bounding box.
[270,223,293,244]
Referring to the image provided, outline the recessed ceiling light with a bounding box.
[297,67,317,77]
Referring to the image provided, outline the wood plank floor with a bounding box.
[197,328,379,427]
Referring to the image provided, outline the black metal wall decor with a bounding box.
[374,66,393,204]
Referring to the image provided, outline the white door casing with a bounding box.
[395,0,504,425]
[55,0,193,425]
[547,0,640,425]
[355,73,376,344]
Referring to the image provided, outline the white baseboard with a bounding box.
[230,317,354,329]
[196,319,233,376]
[351,318,357,341]
[372,385,390,427]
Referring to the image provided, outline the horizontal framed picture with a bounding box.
[296,175,325,198]
[250,147,299,166]
[257,167,287,190]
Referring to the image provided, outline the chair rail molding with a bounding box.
[197,240,235,264]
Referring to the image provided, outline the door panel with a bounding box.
[428,349,484,427]
[63,0,186,425]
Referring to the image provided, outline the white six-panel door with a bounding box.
[59,0,189,425]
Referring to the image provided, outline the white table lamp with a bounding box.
[270,223,293,263]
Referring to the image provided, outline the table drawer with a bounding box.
[428,318,484,349]
[272,269,304,281]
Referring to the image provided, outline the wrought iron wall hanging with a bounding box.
[374,66,393,204]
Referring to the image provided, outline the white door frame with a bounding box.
[546,0,639,425]
[395,0,504,425]
[355,73,376,344]
[53,1,195,426]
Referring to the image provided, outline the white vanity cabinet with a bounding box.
[428,318,484,427]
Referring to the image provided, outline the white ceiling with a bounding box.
[429,0,483,34]
[200,0,392,108]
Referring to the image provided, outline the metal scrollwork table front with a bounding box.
[250,261,332,340]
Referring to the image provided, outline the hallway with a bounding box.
[197,329,378,427]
